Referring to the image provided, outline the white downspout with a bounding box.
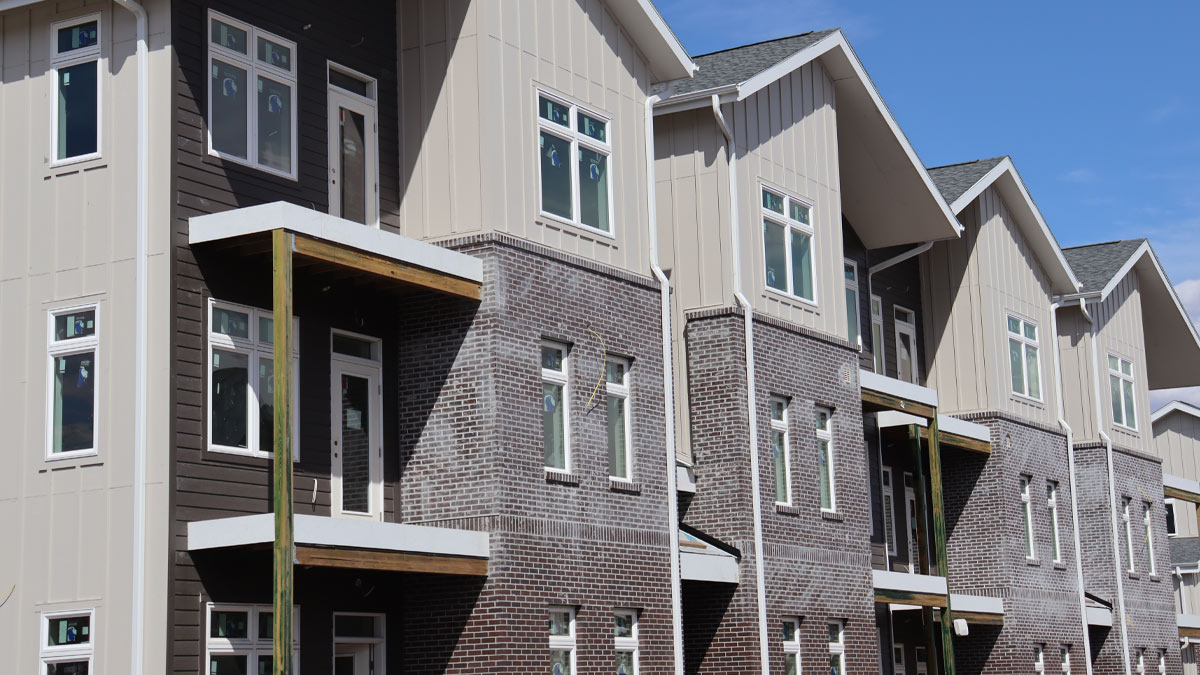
[645,94,685,675]
[111,2,148,675]
[1050,300,1095,675]
[712,94,770,675]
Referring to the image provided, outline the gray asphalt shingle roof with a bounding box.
[651,29,839,97]
[1171,536,1200,568]
[925,157,1006,206]
[1062,239,1147,294]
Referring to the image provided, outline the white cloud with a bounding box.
[1058,168,1096,183]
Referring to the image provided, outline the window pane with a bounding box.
[830,655,843,675]
[827,623,841,642]
[1008,317,1021,334]
[607,396,627,479]
[1121,359,1132,376]
[54,310,96,341]
[258,358,275,454]
[790,231,813,301]
[47,663,90,675]
[763,219,787,291]
[1026,346,1041,399]
[258,611,273,640]
[208,655,248,675]
[539,96,569,126]
[47,615,90,646]
[577,112,607,143]
[1009,339,1025,395]
[1167,502,1176,535]
[333,333,374,360]
[1110,374,1124,425]
[785,654,798,675]
[52,351,96,453]
[543,383,565,468]
[605,361,626,384]
[815,410,829,431]
[338,106,368,224]
[578,148,610,232]
[772,430,788,502]
[1024,322,1037,340]
[340,374,372,513]
[614,613,633,638]
[58,21,99,54]
[549,610,572,636]
[57,61,98,160]
[897,332,913,383]
[257,77,292,173]
[1108,355,1119,371]
[845,287,859,343]
[210,609,249,638]
[790,200,810,225]
[1023,504,1034,557]
[550,650,573,675]
[782,620,797,641]
[770,399,785,421]
[844,262,856,281]
[211,60,249,158]
[872,323,885,373]
[257,36,292,71]
[329,69,369,97]
[213,306,250,339]
[883,495,895,552]
[542,346,564,371]
[257,655,273,675]
[540,132,572,220]
[616,651,634,675]
[212,350,249,448]
[819,440,832,509]
[762,189,784,214]
[211,18,247,53]
[335,614,377,638]
[1122,379,1136,428]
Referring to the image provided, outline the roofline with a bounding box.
[1127,240,1200,361]
[0,0,44,10]
[608,0,696,82]
[1153,400,1200,424]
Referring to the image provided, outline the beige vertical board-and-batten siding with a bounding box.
[0,1,173,673]
[1092,274,1155,454]
[1056,307,1099,441]
[1153,409,1200,538]
[922,187,1058,427]
[398,0,654,277]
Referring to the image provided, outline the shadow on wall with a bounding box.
[682,580,738,675]
[952,623,1001,675]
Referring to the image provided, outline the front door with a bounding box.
[335,643,373,675]
[327,64,378,226]
[331,357,382,520]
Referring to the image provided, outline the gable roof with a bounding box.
[1062,239,1148,294]
[1152,400,1200,425]
[606,0,696,83]
[926,156,1080,294]
[651,30,837,97]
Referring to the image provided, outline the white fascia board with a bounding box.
[876,411,926,429]
[189,201,483,284]
[651,87,738,116]
[860,369,939,408]
[1179,614,1200,631]
[1153,401,1200,424]
[1110,243,1200,350]
[872,569,948,596]
[949,594,1004,615]
[1086,605,1113,627]
[680,549,739,584]
[938,415,991,443]
[0,0,44,11]
[1164,473,1200,497]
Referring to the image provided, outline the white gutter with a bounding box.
[110,2,148,675]
[866,241,934,332]
[711,94,770,675]
[645,93,685,675]
[1050,300,1095,675]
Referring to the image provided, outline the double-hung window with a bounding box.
[206,604,299,675]
[771,397,792,504]
[871,295,886,374]
[47,305,99,459]
[606,358,632,480]
[614,610,638,675]
[1122,497,1135,572]
[762,187,815,302]
[844,260,861,345]
[207,300,299,458]
[1158,651,1167,675]
[1166,499,1178,537]
[1136,649,1146,675]
[816,407,836,512]
[542,343,570,471]
[208,11,297,178]
[1061,646,1071,675]
[51,15,101,163]
[40,610,93,673]
[1008,315,1041,400]
[1109,355,1137,430]
[782,618,801,675]
[1035,645,1046,675]
[1145,502,1157,575]
[828,621,846,675]
[882,467,897,555]
[1020,476,1035,559]
[537,93,613,233]
[1048,481,1062,562]
[549,606,576,674]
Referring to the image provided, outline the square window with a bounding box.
[537,92,613,234]
[40,610,94,675]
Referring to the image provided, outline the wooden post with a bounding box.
[272,229,294,675]
[928,414,956,675]
[909,425,938,675]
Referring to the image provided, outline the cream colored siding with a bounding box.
[1177,573,1200,618]
[1093,274,1154,452]
[398,0,654,276]
[0,1,172,673]
[1152,410,1200,538]
[1056,307,1098,441]
[922,187,1057,426]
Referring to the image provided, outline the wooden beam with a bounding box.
[953,611,1004,626]
[291,233,481,300]
[271,229,294,675]
[873,589,949,608]
[928,414,956,675]
[919,427,990,455]
[909,425,940,675]
[1180,626,1200,639]
[1165,484,1200,504]
[862,388,936,419]
[295,546,489,577]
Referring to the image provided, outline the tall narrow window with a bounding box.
[606,358,632,480]
[894,306,919,384]
[1035,645,1046,675]
[893,642,907,675]
[882,466,897,555]
[327,63,379,226]
[537,92,613,233]
[208,11,298,178]
[542,343,570,471]
[1136,649,1146,675]
[844,260,861,345]
[771,397,792,504]
[51,16,101,162]
[549,606,576,675]
[828,621,846,675]
[915,646,929,675]
[1061,646,1071,675]
[1008,315,1042,400]
[762,186,815,302]
[1021,476,1035,559]
[47,305,99,458]
[871,295,886,374]
[614,610,638,675]
[1159,650,1167,675]
[816,407,836,512]
[1145,502,1157,575]
[40,610,93,673]
[1109,355,1137,430]
[1122,497,1135,572]
[1166,499,1178,537]
[1048,481,1062,562]
[206,604,299,674]
[783,618,802,675]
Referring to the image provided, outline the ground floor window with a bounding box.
[205,603,298,674]
[40,609,93,674]
[614,610,638,674]
[783,618,801,675]
[549,606,576,674]
[828,620,845,675]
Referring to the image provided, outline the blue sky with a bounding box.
[657,0,1200,406]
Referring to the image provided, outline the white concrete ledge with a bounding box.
[876,411,926,429]
[189,201,483,284]
[872,569,947,596]
[1180,614,1200,630]
[1086,605,1113,627]
[939,415,990,443]
[677,463,696,493]
[950,594,1003,615]
[680,549,739,584]
[860,370,938,408]
[1165,473,1200,496]
[188,513,489,559]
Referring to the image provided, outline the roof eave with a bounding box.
[0,0,45,11]
[1153,400,1200,425]
[1126,244,1200,389]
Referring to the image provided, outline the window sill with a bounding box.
[1025,557,1041,567]
[545,469,579,486]
[820,510,842,522]
[47,154,105,175]
[763,285,819,311]
[1053,561,1067,571]
[1010,392,1046,408]
[609,478,641,494]
[1126,571,1140,580]
[776,504,802,516]
[1149,573,1162,583]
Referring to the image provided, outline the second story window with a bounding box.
[1008,315,1041,400]
[1035,645,1046,675]
[548,606,576,675]
[828,621,846,675]
[1020,476,1035,559]
[1047,481,1062,562]
[537,93,612,233]
[1122,497,1134,572]
[51,15,101,163]
[1145,501,1156,575]
[894,306,919,384]
[606,358,632,480]
[208,11,297,178]
[844,261,861,345]
[40,610,93,674]
[614,610,638,674]
[871,295,886,374]
[782,618,801,674]
[816,407,836,512]
[1166,499,1178,537]
[1061,646,1071,675]
[47,305,99,459]
[770,397,792,504]
[762,187,815,302]
[542,343,570,471]
[1109,355,1137,430]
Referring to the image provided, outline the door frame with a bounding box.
[326,61,379,227]
[330,330,383,521]
[893,304,919,384]
[333,612,386,675]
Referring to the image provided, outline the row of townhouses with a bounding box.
[3,1,1199,674]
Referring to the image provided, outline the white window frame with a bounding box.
[50,13,103,166]
[771,396,793,505]
[542,342,571,473]
[40,609,95,674]
[1136,649,1146,675]
[1109,354,1138,431]
[871,295,886,374]
[207,10,299,179]
[761,184,817,305]
[893,642,907,675]
[206,299,300,459]
[882,466,897,556]
[1166,498,1179,537]
[1035,645,1046,675]
[1021,476,1036,560]
[915,646,928,675]
[615,609,639,675]
[327,61,380,227]
[330,329,384,521]
[46,303,101,460]
[1061,646,1071,675]
[828,620,846,675]
[894,306,919,384]
[607,357,633,481]
[205,603,299,674]
[1007,314,1043,401]
[1145,501,1157,575]
[333,611,386,675]
[816,407,836,513]
[1158,650,1167,675]
[535,89,615,236]
[783,617,802,674]
[548,605,577,675]
[1123,497,1135,573]
[845,260,861,346]
[1048,480,1062,563]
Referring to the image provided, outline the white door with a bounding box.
[327,72,378,226]
[894,306,919,384]
[331,358,382,520]
[335,643,373,675]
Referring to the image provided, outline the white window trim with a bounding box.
[607,357,633,481]
[915,646,929,675]
[548,605,577,674]
[205,603,299,674]
[40,608,95,673]
[1136,649,1146,675]
[1109,354,1138,431]
[1123,497,1135,573]
[207,10,299,180]
[615,609,639,674]
[1021,476,1036,560]
[828,620,846,675]
[894,305,920,384]
[45,303,101,460]
[49,13,104,166]
[770,397,793,505]
[332,610,386,674]
[1061,645,1071,675]
[330,329,384,521]
[845,259,861,346]
[542,342,571,473]
[893,641,906,675]
[1007,314,1043,402]
[761,184,818,306]
[535,89,615,238]
[327,61,380,228]
[206,298,300,460]
[1166,498,1179,537]
[783,617,802,672]
[1035,645,1046,675]
[882,466,897,556]
[817,407,836,513]
[1048,481,1062,563]
[1145,501,1157,576]
[871,294,886,375]
[1158,650,1167,675]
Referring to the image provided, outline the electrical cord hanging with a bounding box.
[584,325,608,410]
[0,584,14,609]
